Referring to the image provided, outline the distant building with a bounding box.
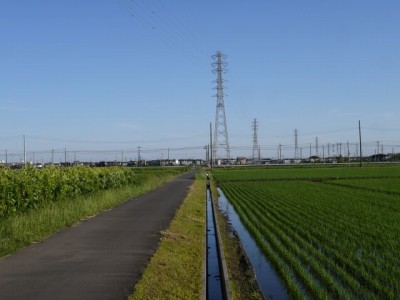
[236,156,247,165]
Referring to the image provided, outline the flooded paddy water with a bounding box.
[217,188,288,300]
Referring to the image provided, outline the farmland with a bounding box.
[0,166,185,219]
[213,165,400,299]
[0,166,188,257]
[0,166,134,219]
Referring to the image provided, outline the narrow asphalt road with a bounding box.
[0,170,197,300]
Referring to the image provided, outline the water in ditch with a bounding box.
[207,189,224,300]
[217,188,288,300]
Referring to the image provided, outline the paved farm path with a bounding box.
[0,170,197,300]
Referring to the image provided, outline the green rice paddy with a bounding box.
[213,165,400,299]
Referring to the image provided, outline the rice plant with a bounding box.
[214,166,400,299]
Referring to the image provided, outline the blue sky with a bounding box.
[1,1,399,161]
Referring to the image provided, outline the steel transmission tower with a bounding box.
[252,118,259,164]
[294,129,299,159]
[212,51,230,162]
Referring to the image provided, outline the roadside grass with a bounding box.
[130,172,262,300]
[129,173,206,300]
[0,172,177,258]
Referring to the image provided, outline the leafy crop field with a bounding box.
[0,166,184,219]
[0,167,136,219]
[213,166,400,299]
[0,166,187,257]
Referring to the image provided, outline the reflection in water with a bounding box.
[207,189,224,299]
[217,188,288,300]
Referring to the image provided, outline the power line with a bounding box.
[24,134,207,144]
[116,0,207,68]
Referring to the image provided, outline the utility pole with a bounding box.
[347,141,350,165]
[137,146,141,166]
[204,145,209,166]
[315,137,319,157]
[277,144,282,160]
[212,51,230,162]
[64,148,67,165]
[322,145,325,163]
[376,141,380,161]
[358,120,363,167]
[210,122,213,169]
[328,143,330,158]
[277,144,279,160]
[23,135,26,167]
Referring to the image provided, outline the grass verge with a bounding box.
[129,173,206,300]
[0,171,177,258]
[130,171,262,300]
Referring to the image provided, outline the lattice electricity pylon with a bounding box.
[212,51,230,162]
[252,118,259,164]
[294,129,299,159]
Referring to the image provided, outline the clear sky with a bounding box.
[1,1,399,161]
